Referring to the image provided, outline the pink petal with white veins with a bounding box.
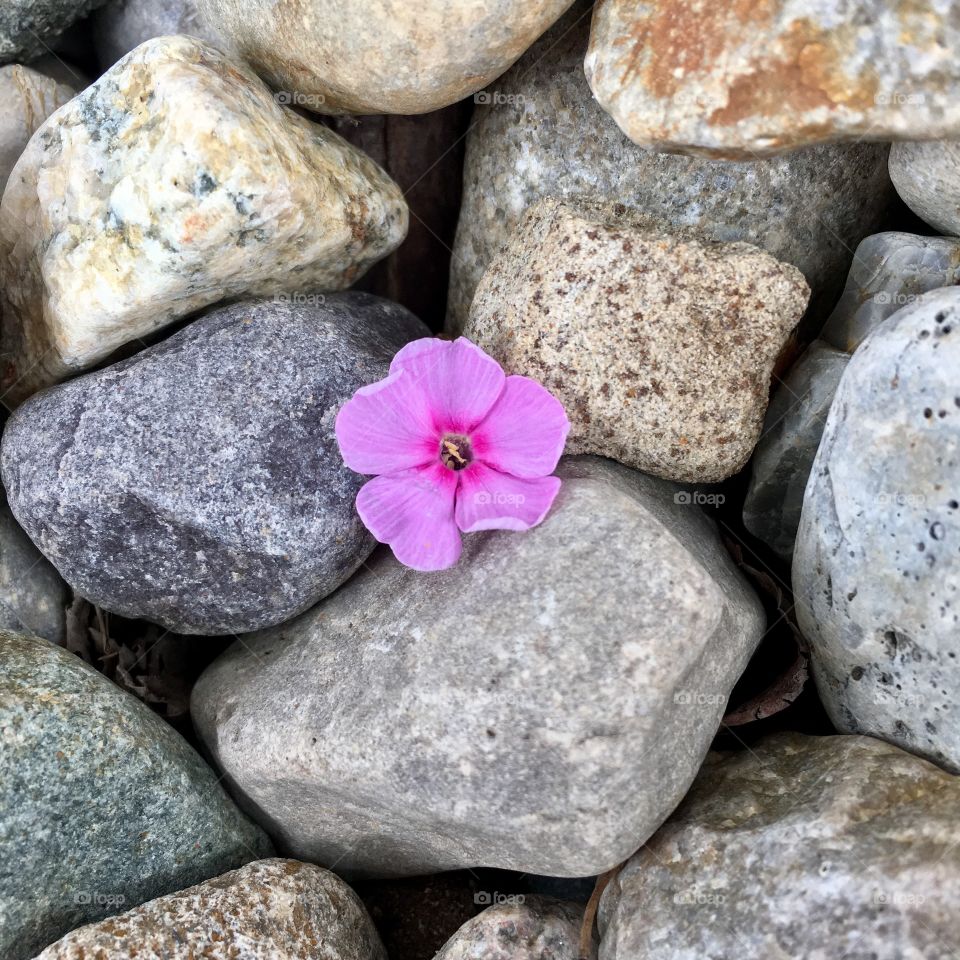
[391,337,505,434]
[335,370,438,475]
[356,463,462,571]
[472,375,570,479]
[455,463,562,533]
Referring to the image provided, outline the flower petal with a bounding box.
[455,463,562,533]
[472,375,570,478]
[336,370,438,475]
[356,463,462,571]
[391,337,505,433]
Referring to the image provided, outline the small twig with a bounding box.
[579,862,624,959]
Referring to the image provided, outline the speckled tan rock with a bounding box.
[0,62,76,194]
[459,198,809,484]
[585,0,960,157]
[0,36,408,405]
[599,734,960,960]
[194,0,575,115]
[436,897,594,960]
[34,859,386,960]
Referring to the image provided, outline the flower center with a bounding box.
[440,433,473,471]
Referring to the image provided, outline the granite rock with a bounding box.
[435,896,593,960]
[448,0,894,331]
[745,233,960,560]
[599,733,960,960]
[192,456,765,878]
[0,62,76,195]
[460,197,809,483]
[0,36,408,404]
[194,0,574,115]
[92,0,228,69]
[889,140,960,238]
[1,294,428,635]
[35,859,384,960]
[0,493,67,644]
[0,631,272,960]
[794,286,960,772]
[586,0,960,157]
[0,0,108,64]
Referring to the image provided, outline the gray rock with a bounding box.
[794,286,960,773]
[0,631,272,960]
[35,859,385,960]
[0,493,67,643]
[1,294,428,635]
[744,231,960,561]
[447,0,894,332]
[461,196,810,483]
[743,342,849,561]
[821,232,960,353]
[0,0,108,64]
[435,896,592,960]
[192,456,765,878]
[0,61,76,195]
[599,733,960,960]
[92,0,228,70]
[889,140,960,238]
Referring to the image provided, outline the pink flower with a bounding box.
[335,337,570,571]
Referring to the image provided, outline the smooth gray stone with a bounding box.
[743,341,849,561]
[821,231,960,353]
[0,493,67,644]
[1,293,427,635]
[599,733,960,960]
[192,456,765,878]
[0,0,108,64]
[794,286,960,773]
[889,140,960,238]
[447,0,894,332]
[91,0,228,69]
[0,631,272,960]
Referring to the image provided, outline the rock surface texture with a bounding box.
[0,632,272,960]
[0,63,76,195]
[599,734,960,960]
[585,0,960,157]
[193,456,765,878]
[745,232,960,560]
[92,0,228,69]
[34,859,385,960]
[1,294,427,635]
[447,0,894,331]
[0,35,408,404]
[435,896,593,960]
[0,0,108,64]
[460,197,809,483]
[889,140,960,238]
[794,286,960,773]
[194,0,574,115]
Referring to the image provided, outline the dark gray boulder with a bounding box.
[1,293,428,635]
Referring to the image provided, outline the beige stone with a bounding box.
[35,859,385,960]
[0,36,407,405]
[459,198,809,484]
[194,0,575,115]
[585,0,960,157]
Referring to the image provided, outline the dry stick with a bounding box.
[579,862,624,959]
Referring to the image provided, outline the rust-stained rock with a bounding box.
[585,0,960,157]
[194,0,575,115]
[459,197,810,484]
[34,859,386,960]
